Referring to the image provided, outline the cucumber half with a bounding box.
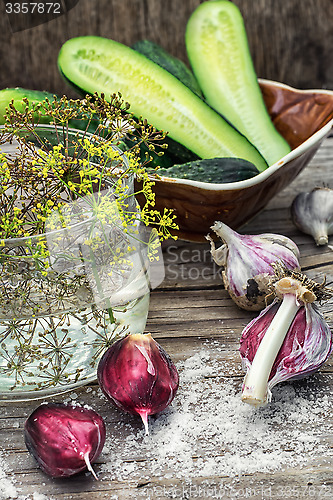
[58,36,268,172]
[0,87,99,133]
[185,0,291,166]
[132,39,203,98]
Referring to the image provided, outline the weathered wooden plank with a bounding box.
[0,136,332,499]
[0,0,332,94]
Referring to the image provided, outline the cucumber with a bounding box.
[164,136,199,164]
[132,39,203,98]
[154,157,259,183]
[132,39,202,165]
[132,40,226,166]
[57,36,268,172]
[0,87,99,133]
[0,87,55,125]
[124,134,176,169]
[185,0,291,166]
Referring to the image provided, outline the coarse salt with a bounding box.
[101,342,333,481]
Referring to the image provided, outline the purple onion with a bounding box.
[97,333,179,434]
[24,402,106,479]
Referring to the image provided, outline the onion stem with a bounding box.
[241,293,300,407]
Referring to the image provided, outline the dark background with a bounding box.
[0,0,332,97]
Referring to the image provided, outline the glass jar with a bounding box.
[0,125,157,400]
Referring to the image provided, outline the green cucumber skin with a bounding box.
[0,87,99,133]
[185,0,291,166]
[58,36,268,172]
[132,41,201,164]
[124,135,176,169]
[164,136,199,164]
[0,87,55,125]
[132,39,203,98]
[154,157,259,183]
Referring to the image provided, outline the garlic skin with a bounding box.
[97,333,179,435]
[206,221,301,311]
[240,276,332,407]
[24,403,106,479]
[291,187,333,245]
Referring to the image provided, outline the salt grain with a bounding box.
[0,453,18,500]
[101,344,333,481]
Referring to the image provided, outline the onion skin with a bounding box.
[97,333,179,434]
[24,403,106,479]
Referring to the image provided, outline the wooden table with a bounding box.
[1,136,333,500]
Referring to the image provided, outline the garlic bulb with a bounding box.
[240,272,332,407]
[206,221,301,311]
[291,187,333,245]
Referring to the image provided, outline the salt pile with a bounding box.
[101,342,333,481]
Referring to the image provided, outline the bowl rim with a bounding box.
[152,78,333,191]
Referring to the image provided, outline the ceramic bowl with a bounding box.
[149,79,333,241]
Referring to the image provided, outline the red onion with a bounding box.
[97,333,179,434]
[24,402,106,479]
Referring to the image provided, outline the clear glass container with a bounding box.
[0,125,156,400]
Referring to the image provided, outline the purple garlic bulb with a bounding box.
[207,220,300,311]
[24,403,106,479]
[240,275,333,407]
[97,333,179,434]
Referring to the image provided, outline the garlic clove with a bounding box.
[240,274,333,407]
[24,403,106,478]
[97,333,179,434]
[291,187,333,246]
[207,221,300,311]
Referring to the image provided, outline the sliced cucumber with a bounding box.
[58,36,268,172]
[132,39,203,98]
[185,0,291,166]
[133,40,225,166]
[124,134,176,169]
[154,157,259,183]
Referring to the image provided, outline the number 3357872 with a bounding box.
[5,3,61,14]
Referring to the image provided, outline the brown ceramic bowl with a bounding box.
[148,79,333,241]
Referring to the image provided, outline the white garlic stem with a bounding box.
[313,221,329,246]
[241,278,316,407]
[241,293,299,407]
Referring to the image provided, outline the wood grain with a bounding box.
[0,136,332,499]
[0,0,332,95]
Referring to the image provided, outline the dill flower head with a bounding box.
[0,92,178,243]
